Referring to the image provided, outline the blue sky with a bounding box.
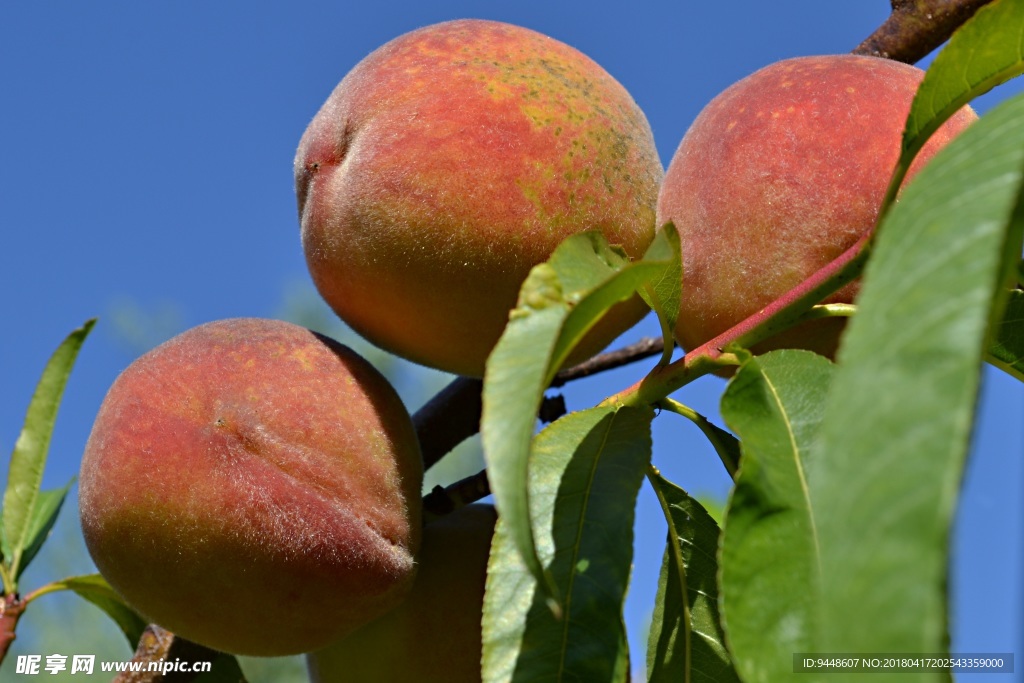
[2,1,1023,680]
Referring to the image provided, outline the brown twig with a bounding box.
[415,340,665,514]
[0,594,26,666]
[412,337,666,471]
[549,336,666,387]
[115,625,245,683]
[114,626,173,683]
[413,377,482,471]
[853,0,995,63]
[423,469,492,518]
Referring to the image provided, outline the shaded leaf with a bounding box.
[647,470,739,683]
[698,421,741,479]
[718,350,833,682]
[15,479,73,580]
[694,495,725,526]
[193,654,248,682]
[811,89,1024,662]
[638,223,682,363]
[482,405,654,683]
[987,288,1024,381]
[661,400,740,479]
[114,624,249,682]
[2,319,95,581]
[49,574,148,647]
[482,230,673,590]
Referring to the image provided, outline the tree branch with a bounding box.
[550,336,666,387]
[0,594,25,667]
[412,1,993,479]
[853,0,995,63]
[413,337,665,470]
[413,377,482,471]
[115,625,245,683]
[114,626,173,683]
[423,469,492,518]
[415,342,668,513]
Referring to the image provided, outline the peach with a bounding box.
[295,19,663,377]
[78,318,423,656]
[307,504,497,683]
[657,55,977,359]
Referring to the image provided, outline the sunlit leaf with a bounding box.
[887,0,1024,210]
[2,319,95,582]
[718,350,833,682]
[811,88,1024,660]
[482,230,673,590]
[482,405,653,683]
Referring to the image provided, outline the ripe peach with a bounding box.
[307,504,497,683]
[78,318,423,656]
[295,19,663,377]
[657,55,977,359]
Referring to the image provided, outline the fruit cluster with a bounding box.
[78,17,975,681]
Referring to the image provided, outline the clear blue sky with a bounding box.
[2,2,1022,680]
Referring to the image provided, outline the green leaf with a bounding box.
[14,478,74,580]
[697,421,741,479]
[482,405,654,683]
[718,350,833,683]
[482,231,673,590]
[638,223,682,363]
[647,471,739,683]
[987,288,1024,381]
[811,89,1024,661]
[2,319,95,583]
[48,574,148,646]
[192,652,247,683]
[660,399,741,479]
[896,0,1024,191]
[694,495,725,526]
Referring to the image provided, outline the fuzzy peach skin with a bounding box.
[308,504,497,683]
[658,54,977,360]
[295,19,663,378]
[78,318,423,656]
